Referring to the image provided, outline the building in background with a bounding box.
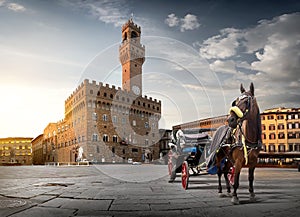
[31,134,43,165]
[173,115,228,137]
[0,137,33,165]
[260,107,300,165]
[32,19,161,164]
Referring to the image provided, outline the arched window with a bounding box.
[113,135,118,143]
[131,31,138,38]
[103,134,109,142]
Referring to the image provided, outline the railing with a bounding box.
[45,161,89,166]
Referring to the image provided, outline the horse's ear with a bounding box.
[240,84,245,94]
[250,82,254,96]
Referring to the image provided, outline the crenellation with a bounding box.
[36,19,161,165]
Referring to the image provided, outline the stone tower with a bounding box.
[119,18,145,96]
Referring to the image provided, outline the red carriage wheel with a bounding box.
[181,161,189,190]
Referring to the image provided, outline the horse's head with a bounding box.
[227,83,255,129]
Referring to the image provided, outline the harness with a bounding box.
[228,94,259,165]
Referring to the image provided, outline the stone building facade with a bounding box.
[260,107,300,164]
[0,137,33,165]
[32,19,161,164]
[173,115,228,137]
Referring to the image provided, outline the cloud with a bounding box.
[200,28,241,59]
[198,12,300,110]
[62,0,129,27]
[0,0,5,7]
[209,60,237,74]
[180,14,200,32]
[165,13,200,32]
[0,1,26,12]
[7,3,26,12]
[165,13,179,27]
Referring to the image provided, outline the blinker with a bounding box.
[229,106,243,118]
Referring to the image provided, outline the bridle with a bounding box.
[230,94,252,122]
[229,93,257,165]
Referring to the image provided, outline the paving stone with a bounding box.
[109,203,150,211]
[9,206,75,217]
[61,199,112,211]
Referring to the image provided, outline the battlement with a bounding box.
[122,19,141,32]
[65,79,160,104]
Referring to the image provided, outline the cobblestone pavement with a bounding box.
[0,165,299,217]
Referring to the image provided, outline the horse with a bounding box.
[226,82,262,204]
[207,125,234,197]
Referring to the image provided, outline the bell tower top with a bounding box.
[121,19,142,43]
[119,19,145,96]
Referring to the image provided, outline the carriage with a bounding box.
[168,128,214,189]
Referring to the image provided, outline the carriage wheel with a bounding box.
[181,161,189,190]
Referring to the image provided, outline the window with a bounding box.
[132,120,136,126]
[103,134,109,142]
[92,134,98,142]
[145,122,149,128]
[289,144,293,151]
[278,133,285,139]
[269,125,275,130]
[294,144,300,151]
[112,147,115,157]
[97,146,100,153]
[112,116,118,123]
[278,124,284,130]
[132,148,138,153]
[122,117,126,125]
[269,144,275,152]
[90,90,93,94]
[113,135,118,143]
[92,113,98,121]
[103,114,108,121]
[269,133,276,140]
[145,139,149,145]
[288,133,296,139]
[279,144,285,152]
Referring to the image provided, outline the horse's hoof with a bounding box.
[231,196,239,205]
[218,193,225,198]
[250,193,256,202]
[227,192,232,197]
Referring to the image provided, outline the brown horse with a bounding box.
[226,82,262,204]
[213,126,234,197]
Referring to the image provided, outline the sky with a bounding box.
[0,0,299,138]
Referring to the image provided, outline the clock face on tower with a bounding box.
[132,85,141,95]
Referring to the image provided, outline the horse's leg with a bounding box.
[248,166,256,202]
[217,166,223,196]
[231,161,242,205]
[223,168,231,196]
